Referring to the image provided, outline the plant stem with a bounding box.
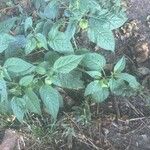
[112,94,120,123]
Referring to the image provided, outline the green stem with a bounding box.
[112,94,120,123]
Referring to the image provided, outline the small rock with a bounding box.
[134,41,149,63]
[0,129,25,150]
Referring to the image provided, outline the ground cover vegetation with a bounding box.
[1,0,149,149]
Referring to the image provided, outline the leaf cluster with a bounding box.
[0,0,140,122]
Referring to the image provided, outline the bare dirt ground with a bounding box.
[99,0,150,149]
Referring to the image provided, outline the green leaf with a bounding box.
[2,68,11,81]
[69,0,89,21]
[0,33,15,53]
[25,37,37,55]
[88,0,101,13]
[35,21,45,33]
[48,26,74,53]
[86,71,102,79]
[84,80,100,96]
[44,51,60,67]
[114,56,126,73]
[88,19,115,51]
[35,62,48,75]
[0,80,7,102]
[0,100,10,114]
[0,17,17,33]
[43,0,59,19]
[11,97,26,123]
[69,0,90,13]
[108,78,126,95]
[24,89,41,115]
[85,80,109,102]
[103,10,127,30]
[52,71,84,89]
[39,85,61,120]
[92,87,109,103]
[53,55,83,73]
[24,17,33,32]
[35,33,48,50]
[65,21,77,39]
[4,35,26,58]
[42,20,53,36]
[4,58,35,75]
[32,0,44,10]
[82,53,106,71]
[19,75,34,87]
[117,73,140,89]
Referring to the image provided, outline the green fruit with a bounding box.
[79,19,88,30]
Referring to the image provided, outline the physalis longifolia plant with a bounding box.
[84,55,140,102]
[0,0,139,122]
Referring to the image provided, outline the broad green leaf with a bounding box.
[24,17,33,32]
[39,85,61,120]
[108,78,126,95]
[0,17,17,33]
[11,97,26,122]
[69,0,89,21]
[86,71,102,79]
[0,100,10,114]
[24,89,41,115]
[42,20,53,36]
[88,0,101,13]
[35,33,48,50]
[44,51,60,67]
[92,87,109,103]
[69,10,85,22]
[2,68,11,81]
[65,21,77,39]
[53,55,83,73]
[18,67,35,77]
[98,9,109,16]
[4,58,35,75]
[19,75,34,87]
[0,80,7,102]
[114,56,126,73]
[82,53,106,71]
[10,35,26,48]
[76,48,90,55]
[35,21,45,33]
[32,0,44,10]
[88,27,115,51]
[117,73,140,89]
[88,19,115,51]
[84,80,100,96]
[25,37,37,55]
[5,35,26,58]
[43,0,59,19]
[69,0,89,13]
[103,10,127,30]
[48,26,74,53]
[0,33,15,53]
[52,71,84,89]
[35,62,48,75]
[85,80,109,102]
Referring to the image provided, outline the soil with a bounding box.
[0,0,150,150]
